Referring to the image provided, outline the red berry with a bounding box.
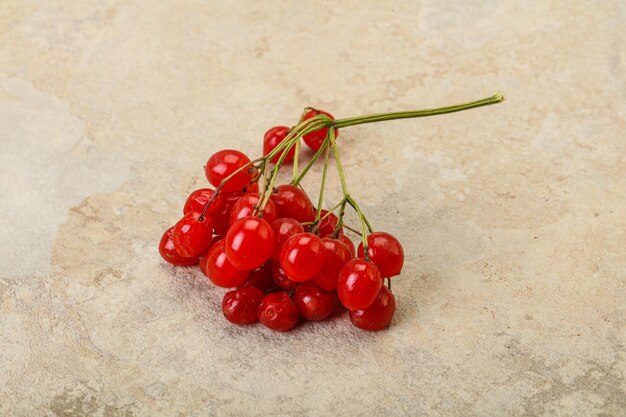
[263,126,295,164]
[225,216,274,270]
[317,209,342,236]
[239,261,275,293]
[243,181,259,193]
[337,259,383,311]
[229,193,277,225]
[205,150,257,192]
[357,232,404,278]
[222,287,264,325]
[349,286,396,331]
[337,234,356,258]
[271,262,300,290]
[279,233,325,282]
[313,238,352,291]
[183,188,223,216]
[258,292,299,332]
[293,282,335,321]
[204,240,249,288]
[301,108,338,151]
[212,191,244,235]
[198,235,223,273]
[270,218,305,261]
[159,227,199,266]
[271,184,315,223]
[172,211,214,257]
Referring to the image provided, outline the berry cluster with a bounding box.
[159,93,504,332]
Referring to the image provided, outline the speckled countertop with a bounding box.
[1,1,625,416]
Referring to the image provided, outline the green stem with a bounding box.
[291,139,329,186]
[315,143,331,224]
[292,137,300,182]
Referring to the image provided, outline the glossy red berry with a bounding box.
[239,261,275,293]
[159,227,199,266]
[229,193,277,225]
[212,191,244,235]
[337,259,383,311]
[271,184,315,223]
[337,234,356,258]
[357,232,405,278]
[301,108,338,151]
[279,233,325,282]
[293,282,335,321]
[222,287,264,325]
[183,188,223,216]
[263,126,295,164]
[349,286,396,331]
[172,211,214,257]
[258,292,300,332]
[243,181,259,193]
[225,216,274,270]
[205,150,257,192]
[317,209,342,236]
[271,262,300,290]
[204,240,249,288]
[198,235,223,274]
[270,218,305,261]
[313,238,352,291]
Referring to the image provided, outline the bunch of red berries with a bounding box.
[159,93,504,332]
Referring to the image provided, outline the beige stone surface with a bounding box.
[1,1,625,416]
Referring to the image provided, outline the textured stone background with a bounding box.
[1,1,625,416]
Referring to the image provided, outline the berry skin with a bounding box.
[357,232,404,278]
[229,193,277,225]
[301,108,338,151]
[243,181,259,193]
[225,216,275,270]
[198,235,223,274]
[279,233,325,282]
[271,262,300,290]
[172,211,214,257]
[337,259,383,311]
[313,238,352,291]
[317,210,342,236]
[239,261,275,293]
[293,282,335,321]
[349,286,396,331]
[271,184,316,223]
[205,150,257,192]
[270,218,305,261]
[159,227,199,266]
[222,287,264,325]
[263,126,295,164]
[212,191,244,236]
[204,240,249,288]
[183,188,223,216]
[258,292,300,332]
[337,234,356,258]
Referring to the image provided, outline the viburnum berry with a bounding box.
[293,282,335,321]
[337,234,356,258]
[357,232,404,278]
[172,211,214,257]
[263,126,295,164]
[271,184,315,223]
[204,240,249,288]
[229,193,277,225]
[198,235,223,274]
[212,191,244,235]
[316,210,342,236]
[225,216,275,270]
[313,238,352,291]
[270,218,305,261]
[205,150,258,192]
[301,108,338,151]
[159,227,199,266]
[239,261,275,293]
[271,262,300,290]
[349,286,396,331]
[279,232,325,282]
[183,188,223,216]
[258,292,300,332]
[222,287,264,325]
[337,258,383,311]
[243,181,259,193]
